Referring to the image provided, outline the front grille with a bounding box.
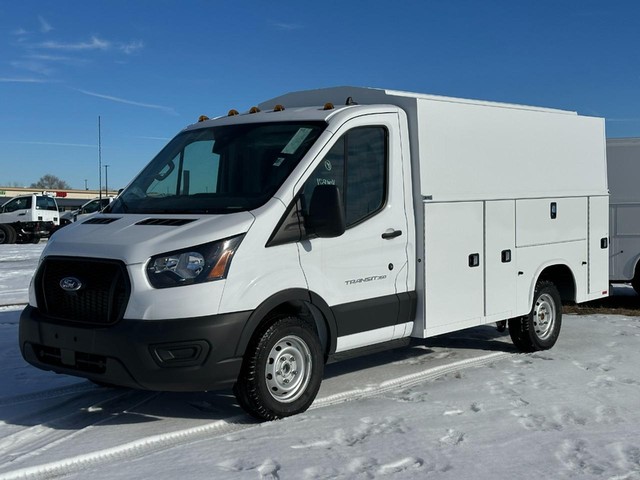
[35,256,130,325]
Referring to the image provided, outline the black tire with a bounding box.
[233,315,324,421]
[31,235,41,244]
[0,224,16,244]
[632,268,640,296]
[508,280,562,352]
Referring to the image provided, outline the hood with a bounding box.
[45,211,255,265]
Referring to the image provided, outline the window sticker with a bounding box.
[282,128,313,154]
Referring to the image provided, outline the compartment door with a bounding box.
[424,202,484,336]
[485,200,517,320]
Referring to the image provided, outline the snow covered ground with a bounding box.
[1,243,640,479]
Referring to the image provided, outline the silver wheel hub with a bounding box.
[265,335,312,403]
[533,293,556,340]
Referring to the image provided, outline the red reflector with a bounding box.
[56,192,67,197]
[602,291,608,295]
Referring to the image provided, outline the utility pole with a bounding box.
[98,116,102,201]
[84,179,88,190]
[104,165,110,195]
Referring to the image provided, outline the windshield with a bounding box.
[36,196,58,211]
[109,121,326,214]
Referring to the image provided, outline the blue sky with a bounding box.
[1,0,639,191]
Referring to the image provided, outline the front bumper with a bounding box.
[19,305,250,391]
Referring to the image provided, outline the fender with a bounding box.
[523,260,577,309]
[234,288,338,357]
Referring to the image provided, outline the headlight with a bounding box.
[146,234,244,288]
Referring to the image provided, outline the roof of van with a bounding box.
[259,86,577,116]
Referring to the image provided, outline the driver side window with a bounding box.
[4,196,31,213]
[301,126,387,228]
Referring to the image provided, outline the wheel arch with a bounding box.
[234,289,337,360]
[536,263,576,303]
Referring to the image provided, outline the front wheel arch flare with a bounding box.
[234,289,337,358]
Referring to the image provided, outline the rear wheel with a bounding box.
[509,280,562,352]
[0,224,16,244]
[234,315,324,421]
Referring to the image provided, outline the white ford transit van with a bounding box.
[19,87,609,419]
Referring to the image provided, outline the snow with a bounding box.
[1,244,640,479]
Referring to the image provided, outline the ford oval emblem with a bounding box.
[60,277,83,292]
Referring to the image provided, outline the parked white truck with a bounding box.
[0,192,59,244]
[606,138,640,292]
[19,87,609,420]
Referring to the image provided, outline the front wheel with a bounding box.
[508,280,562,352]
[234,315,324,421]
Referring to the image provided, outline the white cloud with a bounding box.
[1,140,95,148]
[32,36,144,55]
[39,36,111,51]
[0,77,49,83]
[10,60,53,76]
[120,40,144,55]
[271,22,303,30]
[135,135,172,141]
[77,89,178,116]
[38,15,53,33]
[27,53,86,63]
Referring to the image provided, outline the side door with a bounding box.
[295,113,409,352]
[0,196,32,223]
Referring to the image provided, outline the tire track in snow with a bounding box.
[0,351,512,480]
[312,351,511,410]
[0,383,97,407]
[0,415,253,480]
[0,390,160,469]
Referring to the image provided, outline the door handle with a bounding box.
[381,229,402,239]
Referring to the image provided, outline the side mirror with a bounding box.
[306,185,346,238]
